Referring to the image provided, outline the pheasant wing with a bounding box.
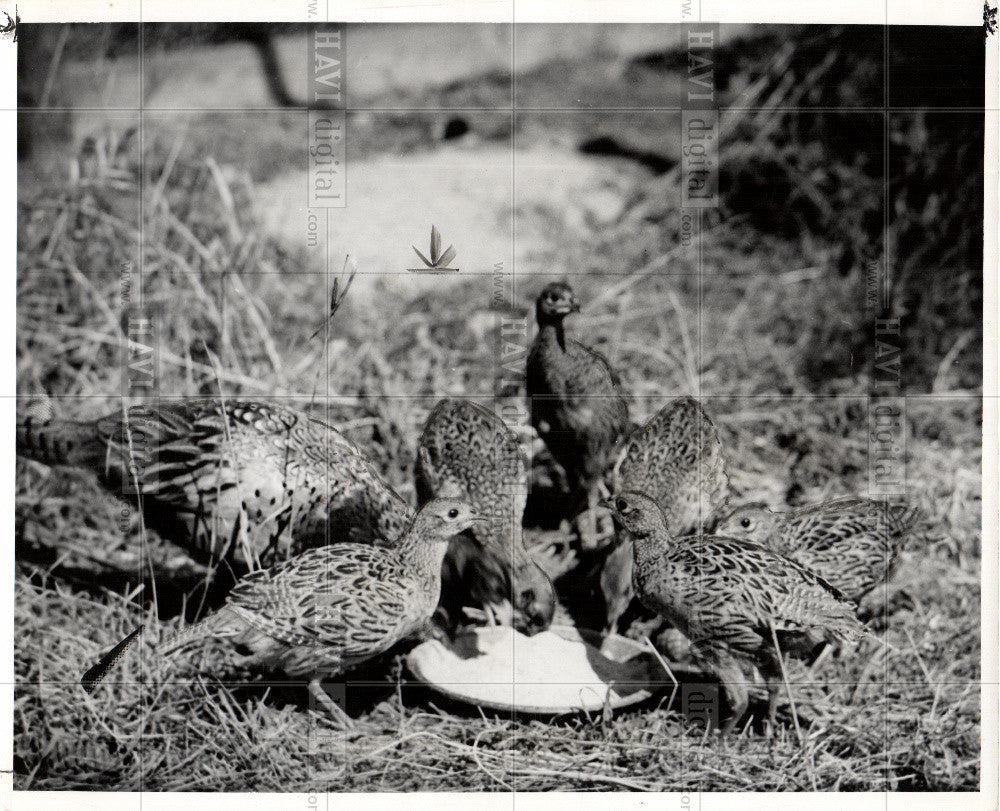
[226,545,416,656]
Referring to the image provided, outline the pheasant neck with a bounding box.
[396,538,448,580]
[630,529,665,565]
[538,320,568,352]
[394,529,451,581]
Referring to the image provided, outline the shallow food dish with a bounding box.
[407,624,676,715]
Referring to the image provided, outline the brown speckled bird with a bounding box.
[602,397,730,631]
[18,399,411,568]
[604,491,866,732]
[82,498,479,724]
[526,282,630,539]
[715,498,919,605]
[414,398,555,634]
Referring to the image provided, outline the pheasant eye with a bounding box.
[616,498,628,513]
[740,517,751,528]
[447,508,459,519]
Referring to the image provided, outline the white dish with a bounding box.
[407,624,675,715]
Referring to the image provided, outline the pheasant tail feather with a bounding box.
[81,625,144,694]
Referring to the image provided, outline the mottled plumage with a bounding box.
[414,398,555,634]
[526,282,630,537]
[82,498,479,720]
[17,399,411,568]
[605,491,866,732]
[616,396,730,532]
[602,397,730,630]
[716,498,919,605]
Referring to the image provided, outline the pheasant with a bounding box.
[602,397,730,631]
[526,282,630,543]
[17,399,412,569]
[81,498,480,725]
[603,491,866,732]
[414,398,555,634]
[715,498,919,606]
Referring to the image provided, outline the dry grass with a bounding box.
[13,554,981,791]
[14,33,982,792]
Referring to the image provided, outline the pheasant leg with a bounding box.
[308,678,355,729]
[766,677,781,732]
[710,651,749,735]
[574,480,616,550]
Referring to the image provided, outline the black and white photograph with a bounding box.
[4,3,997,801]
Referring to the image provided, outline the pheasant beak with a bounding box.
[551,297,579,315]
[597,497,615,512]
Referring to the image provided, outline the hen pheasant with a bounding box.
[604,491,866,732]
[82,498,479,724]
[602,397,730,631]
[18,399,411,568]
[414,398,555,634]
[526,282,630,541]
[716,498,919,605]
